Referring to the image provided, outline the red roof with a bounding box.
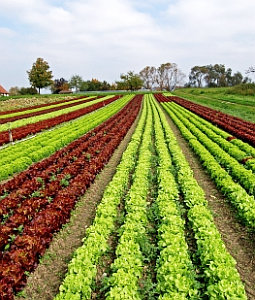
[0,85,8,94]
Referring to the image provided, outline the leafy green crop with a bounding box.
[164,103,255,195]
[0,96,94,120]
[170,102,255,173]
[149,94,200,299]
[0,96,110,132]
[54,94,248,300]
[54,96,148,300]
[158,99,247,299]
[105,98,153,299]
[0,95,132,182]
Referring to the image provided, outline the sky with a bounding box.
[0,0,254,91]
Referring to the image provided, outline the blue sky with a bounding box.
[0,0,254,91]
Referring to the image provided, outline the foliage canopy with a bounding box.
[27,58,53,94]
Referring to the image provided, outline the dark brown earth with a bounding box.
[14,107,141,300]
[163,109,255,300]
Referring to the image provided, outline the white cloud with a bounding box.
[162,0,255,73]
[0,27,16,38]
[0,0,254,90]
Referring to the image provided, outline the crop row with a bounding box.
[169,103,255,166]
[0,95,142,299]
[0,96,110,132]
[0,95,119,146]
[150,94,199,298]
[166,103,255,193]
[168,95,255,146]
[0,95,89,117]
[0,96,135,197]
[0,96,97,124]
[171,103,255,173]
[153,93,171,102]
[156,94,255,170]
[54,95,246,299]
[0,95,132,182]
[105,97,153,299]
[162,102,255,230]
[53,96,149,299]
[153,97,247,299]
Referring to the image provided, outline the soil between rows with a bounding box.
[14,106,141,300]
[163,108,255,300]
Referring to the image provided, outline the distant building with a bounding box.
[0,85,9,96]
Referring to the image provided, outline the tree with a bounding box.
[189,66,207,87]
[27,58,53,94]
[189,64,246,87]
[213,64,228,87]
[230,72,243,86]
[9,86,38,96]
[101,80,111,91]
[69,75,83,92]
[116,71,143,90]
[19,87,38,95]
[156,63,185,91]
[51,78,69,94]
[139,66,157,90]
[203,65,218,87]
[9,87,20,96]
[225,68,233,86]
[86,79,102,91]
[79,79,111,91]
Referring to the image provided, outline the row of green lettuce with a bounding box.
[54,94,149,300]
[153,97,247,299]
[163,102,255,230]
[170,102,255,173]
[55,95,195,300]
[0,95,133,182]
[54,95,247,299]
[0,96,111,132]
[150,94,199,299]
[165,103,255,196]
[105,96,153,298]
[168,89,255,123]
[169,102,255,158]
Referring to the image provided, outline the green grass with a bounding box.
[173,87,255,123]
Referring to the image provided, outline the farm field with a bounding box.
[173,87,255,123]
[0,94,77,113]
[0,91,254,299]
[0,95,121,147]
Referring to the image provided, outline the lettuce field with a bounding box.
[0,92,254,299]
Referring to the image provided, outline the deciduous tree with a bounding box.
[51,78,69,94]
[139,66,157,90]
[189,64,248,87]
[27,58,53,94]
[69,75,83,92]
[189,66,207,87]
[116,71,143,90]
[156,63,185,91]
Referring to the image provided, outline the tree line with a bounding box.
[9,57,254,95]
[187,64,251,88]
